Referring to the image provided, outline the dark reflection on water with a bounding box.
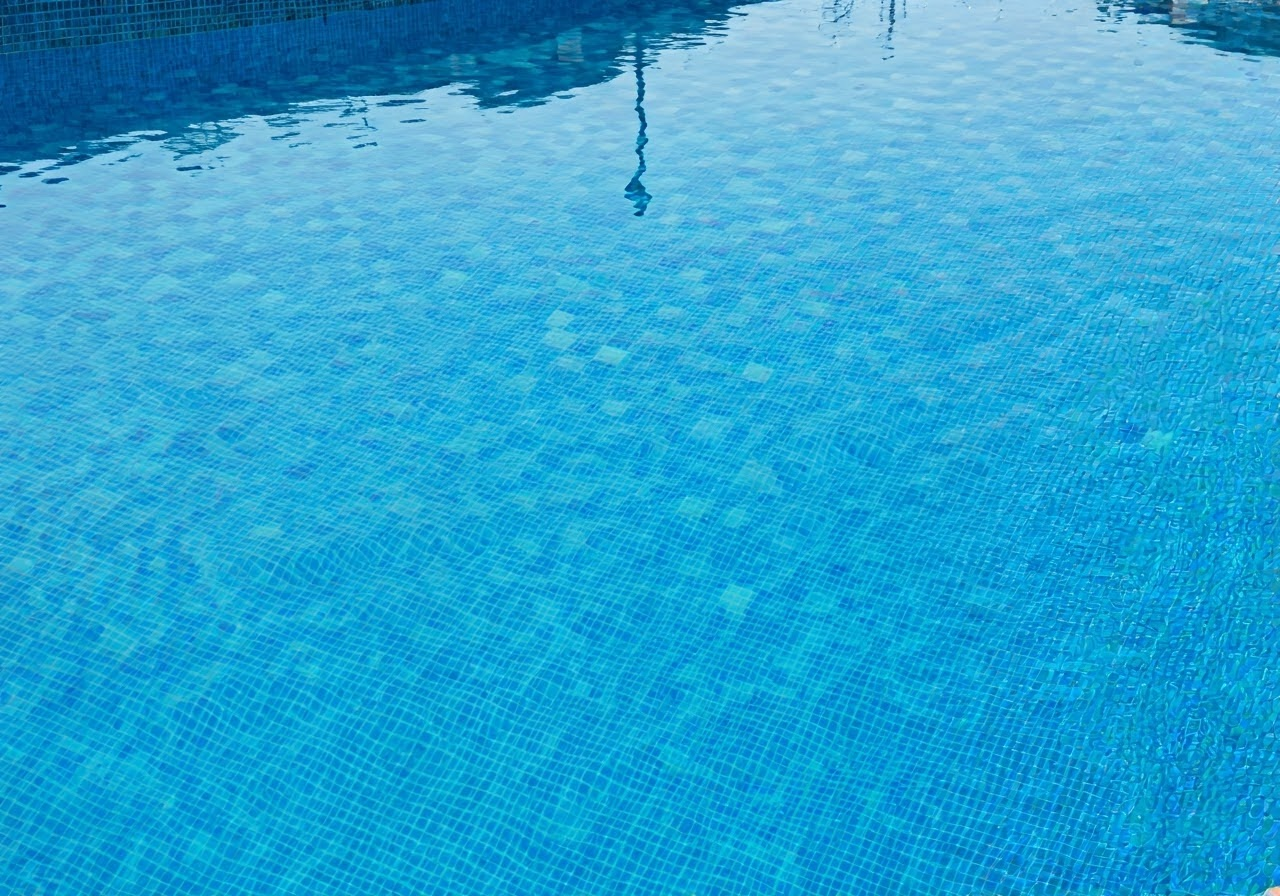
[1098,0,1280,57]
[623,39,653,217]
[821,0,904,58]
[0,0,769,167]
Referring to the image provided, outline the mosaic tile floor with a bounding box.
[2,0,1279,893]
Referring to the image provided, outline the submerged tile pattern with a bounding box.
[1,0,436,54]
[2,0,1280,894]
[0,0,741,163]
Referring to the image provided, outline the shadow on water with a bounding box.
[1098,0,1280,57]
[820,0,904,58]
[0,0,771,172]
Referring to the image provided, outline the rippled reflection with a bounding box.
[1099,0,1280,56]
[622,39,653,217]
[821,0,905,56]
[0,0,766,168]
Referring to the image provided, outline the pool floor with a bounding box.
[2,0,1279,893]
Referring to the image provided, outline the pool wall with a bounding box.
[1,0,439,54]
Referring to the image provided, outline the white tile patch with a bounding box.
[546,310,574,328]
[544,329,576,351]
[593,346,627,365]
[140,273,186,296]
[223,271,257,288]
[553,356,585,372]
[742,363,773,383]
[719,585,755,618]
[555,274,589,293]
[600,400,630,417]
[5,557,35,575]
[676,496,714,519]
[737,460,780,492]
[690,416,732,440]
[437,270,469,287]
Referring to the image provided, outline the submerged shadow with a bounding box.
[0,0,770,184]
[1098,0,1280,57]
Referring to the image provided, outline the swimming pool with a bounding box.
[2,0,1278,892]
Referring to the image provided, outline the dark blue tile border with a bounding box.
[1,0,437,54]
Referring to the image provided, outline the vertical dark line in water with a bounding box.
[624,37,652,217]
[883,0,897,58]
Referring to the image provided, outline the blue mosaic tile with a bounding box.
[2,0,1280,894]
[1,0,436,54]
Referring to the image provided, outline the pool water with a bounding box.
[2,0,1279,893]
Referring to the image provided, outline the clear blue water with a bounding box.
[2,0,1279,893]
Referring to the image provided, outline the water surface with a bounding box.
[2,1,1279,893]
